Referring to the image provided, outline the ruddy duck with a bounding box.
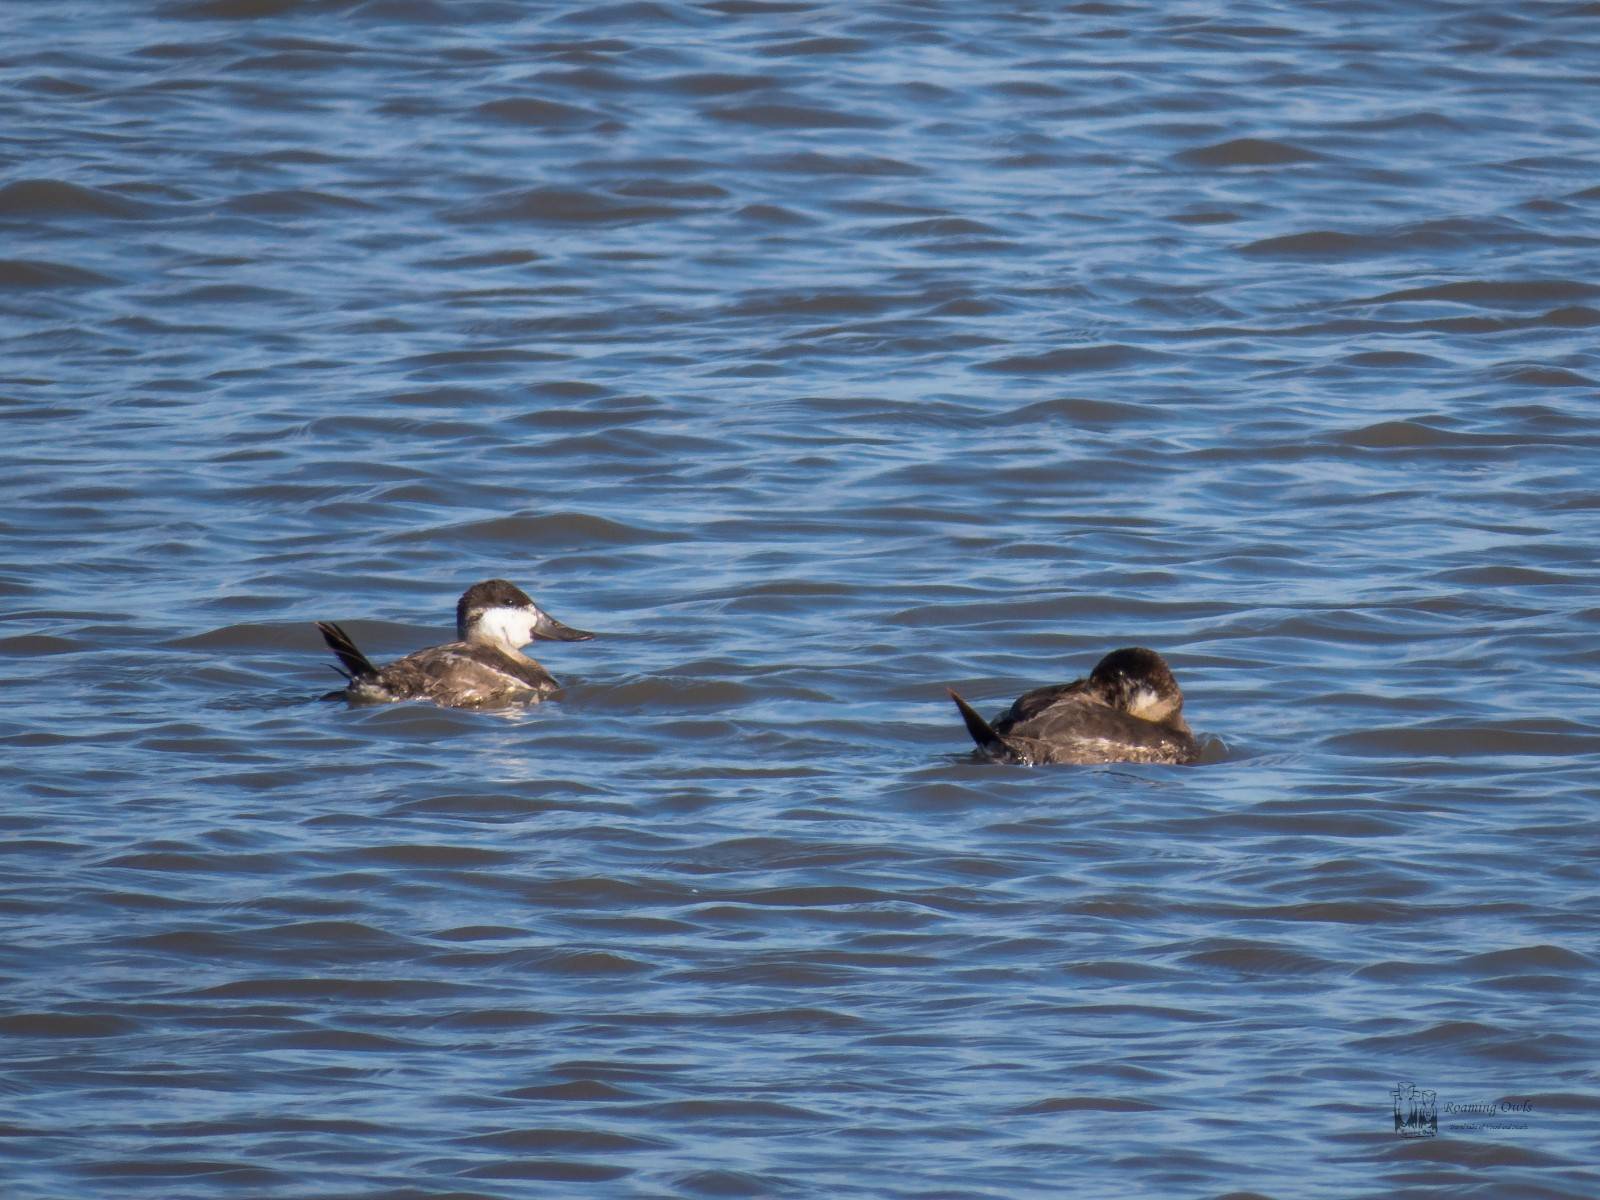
[317,578,595,707]
[948,646,1199,765]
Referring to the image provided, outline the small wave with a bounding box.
[977,344,1166,374]
[457,1160,631,1184]
[170,623,312,651]
[476,97,611,128]
[507,1080,640,1102]
[758,151,924,176]
[1238,229,1374,257]
[736,202,815,225]
[1431,565,1579,586]
[347,0,464,22]
[397,346,562,368]
[664,71,771,95]
[1325,722,1597,758]
[0,1012,136,1038]
[1537,305,1600,327]
[387,788,607,816]
[674,1169,788,1196]
[1335,110,1467,135]
[1265,898,1398,924]
[552,1,695,26]
[1005,396,1160,425]
[446,186,698,225]
[727,289,903,318]
[873,216,1004,239]
[417,248,541,269]
[760,36,872,57]
[221,189,375,215]
[574,677,758,711]
[18,74,95,96]
[714,1006,869,1031]
[268,1029,423,1054]
[385,510,685,548]
[194,978,459,1001]
[0,633,81,655]
[1176,137,1322,166]
[0,178,161,219]
[152,283,295,306]
[346,844,518,868]
[0,259,116,289]
[1168,208,1242,225]
[101,851,278,873]
[1363,279,1600,307]
[163,0,337,17]
[1461,945,1595,974]
[526,949,652,976]
[615,178,730,200]
[428,1007,554,1029]
[707,102,890,129]
[1340,350,1443,368]
[462,1128,662,1153]
[1180,943,1339,977]
[642,1099,825,1124]
[1011,1096,1163,1114]
[1355,1019,1581,1064]
[1333,419,1467,448]
[1495,364,1593,387]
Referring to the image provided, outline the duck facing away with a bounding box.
[317,579,595,708]
[949,647,1200,766]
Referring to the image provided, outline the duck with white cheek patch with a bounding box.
[316,579,595,708]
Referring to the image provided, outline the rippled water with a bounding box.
[4,3,1599,1197]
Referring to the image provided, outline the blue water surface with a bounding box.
[2,2,1598,1197]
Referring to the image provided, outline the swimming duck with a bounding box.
[949,646,1199,765]
[317,578,594,707]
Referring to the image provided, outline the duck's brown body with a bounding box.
[950,647,1200,766]
[317,579,593,708]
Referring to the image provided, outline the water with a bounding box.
[3,2,1598,1196]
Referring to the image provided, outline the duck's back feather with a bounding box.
[994,694,1199,765]
[344,641,560,706]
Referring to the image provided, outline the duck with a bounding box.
[948,646,1199,765]
[317,578,594,707]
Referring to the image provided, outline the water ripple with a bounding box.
[2,3,1597,1198]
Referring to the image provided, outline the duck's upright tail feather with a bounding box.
[316,621,376,682]
[947,688,1013,760]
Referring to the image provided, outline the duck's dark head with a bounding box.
[1087,646,1189,732]
[456,578,595,648]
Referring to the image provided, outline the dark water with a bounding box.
[3,2,1598,1196]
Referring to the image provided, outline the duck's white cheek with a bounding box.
[481,606,532,644]
[1130,688,1163,717]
